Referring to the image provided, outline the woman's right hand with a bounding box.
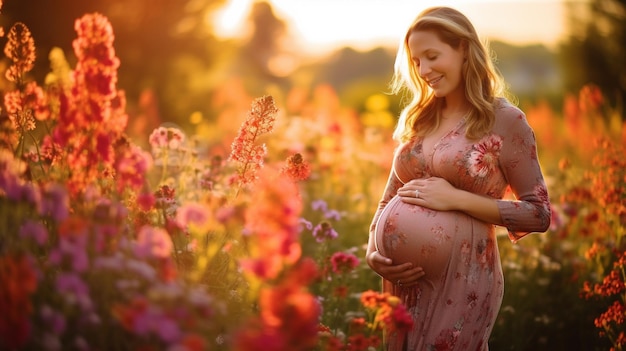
[366,250,426,287]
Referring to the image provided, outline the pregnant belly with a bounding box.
[374,196,460,280]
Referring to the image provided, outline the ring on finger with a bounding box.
[414,189,420,198]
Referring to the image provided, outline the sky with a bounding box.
[214,0,571,55]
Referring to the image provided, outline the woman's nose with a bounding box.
[419,63,431,78]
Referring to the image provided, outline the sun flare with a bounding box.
[214,0,567,54]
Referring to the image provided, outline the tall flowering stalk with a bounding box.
[1,22,49,165]
[3,22,35,86]
[48,13,131,196]
[229,95,278,191]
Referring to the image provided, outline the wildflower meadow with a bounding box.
[1,8,625,351]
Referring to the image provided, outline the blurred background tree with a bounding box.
[559,0,626,112]
[0,0,231,135]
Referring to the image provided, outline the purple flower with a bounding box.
[38,183,69,222]
[20,220,48,246]
[56,273,92,311]
[125,259,157,281]
[324,209,342,221]
[298,218,313,232]
[312,222,338,243]
[311,199,328,212]
[93,253,124,271]
[154,316,181,343]
[40,305,67,334]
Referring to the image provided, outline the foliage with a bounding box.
[560,0,626,108]
[1,8,626,351]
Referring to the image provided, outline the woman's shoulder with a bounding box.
[493,98,528,127]
[494,97,524,118]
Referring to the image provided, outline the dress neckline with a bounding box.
[423,117,467,156]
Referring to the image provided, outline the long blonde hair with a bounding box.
[390,6,509,142]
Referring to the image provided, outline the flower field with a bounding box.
[1,11,625,351]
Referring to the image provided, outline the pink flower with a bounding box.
[134,225,173,259]
[149,126,186,150]
[55,273,92,311]
[137,192,156,212]
[176,202,210,229]
[229,95,278,186]
[115,144,153,193]
[330,252,360,273]
[468,134,502,178]
[19,220,48,246]
[38,183,69,222]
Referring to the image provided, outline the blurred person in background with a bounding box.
[366,6,551,351]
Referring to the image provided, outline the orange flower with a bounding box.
[241,168,302,279]
[280,153,311,182]
[3,22,35,82]
[58,216,88,238]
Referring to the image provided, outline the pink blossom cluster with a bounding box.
[330,251,360,274]
[229,95,278,186]
[149,126,186,151]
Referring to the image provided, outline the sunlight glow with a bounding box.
[213,0,253,37]
[214,0,568,55]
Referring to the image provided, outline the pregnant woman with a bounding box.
[366,7,551,351]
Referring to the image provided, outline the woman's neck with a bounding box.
[442,98,471,121]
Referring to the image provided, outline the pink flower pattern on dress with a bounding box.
[468,134,502,178]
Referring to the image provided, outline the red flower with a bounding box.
[594,300,625,328]
[330,251,360,273]
[280,153,311,181]
[50,13,127,197]
[0,254,37,350]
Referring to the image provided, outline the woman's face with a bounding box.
[408,30,466,99]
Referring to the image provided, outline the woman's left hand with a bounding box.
[398,177,460,211]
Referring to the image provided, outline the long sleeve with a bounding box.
[369,167,404,236]
[495,107,551,242]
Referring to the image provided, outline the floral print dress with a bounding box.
[370,99,551,351]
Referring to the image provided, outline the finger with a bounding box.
[370,251,392,265]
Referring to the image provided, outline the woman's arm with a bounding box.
[366,168,425,286]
